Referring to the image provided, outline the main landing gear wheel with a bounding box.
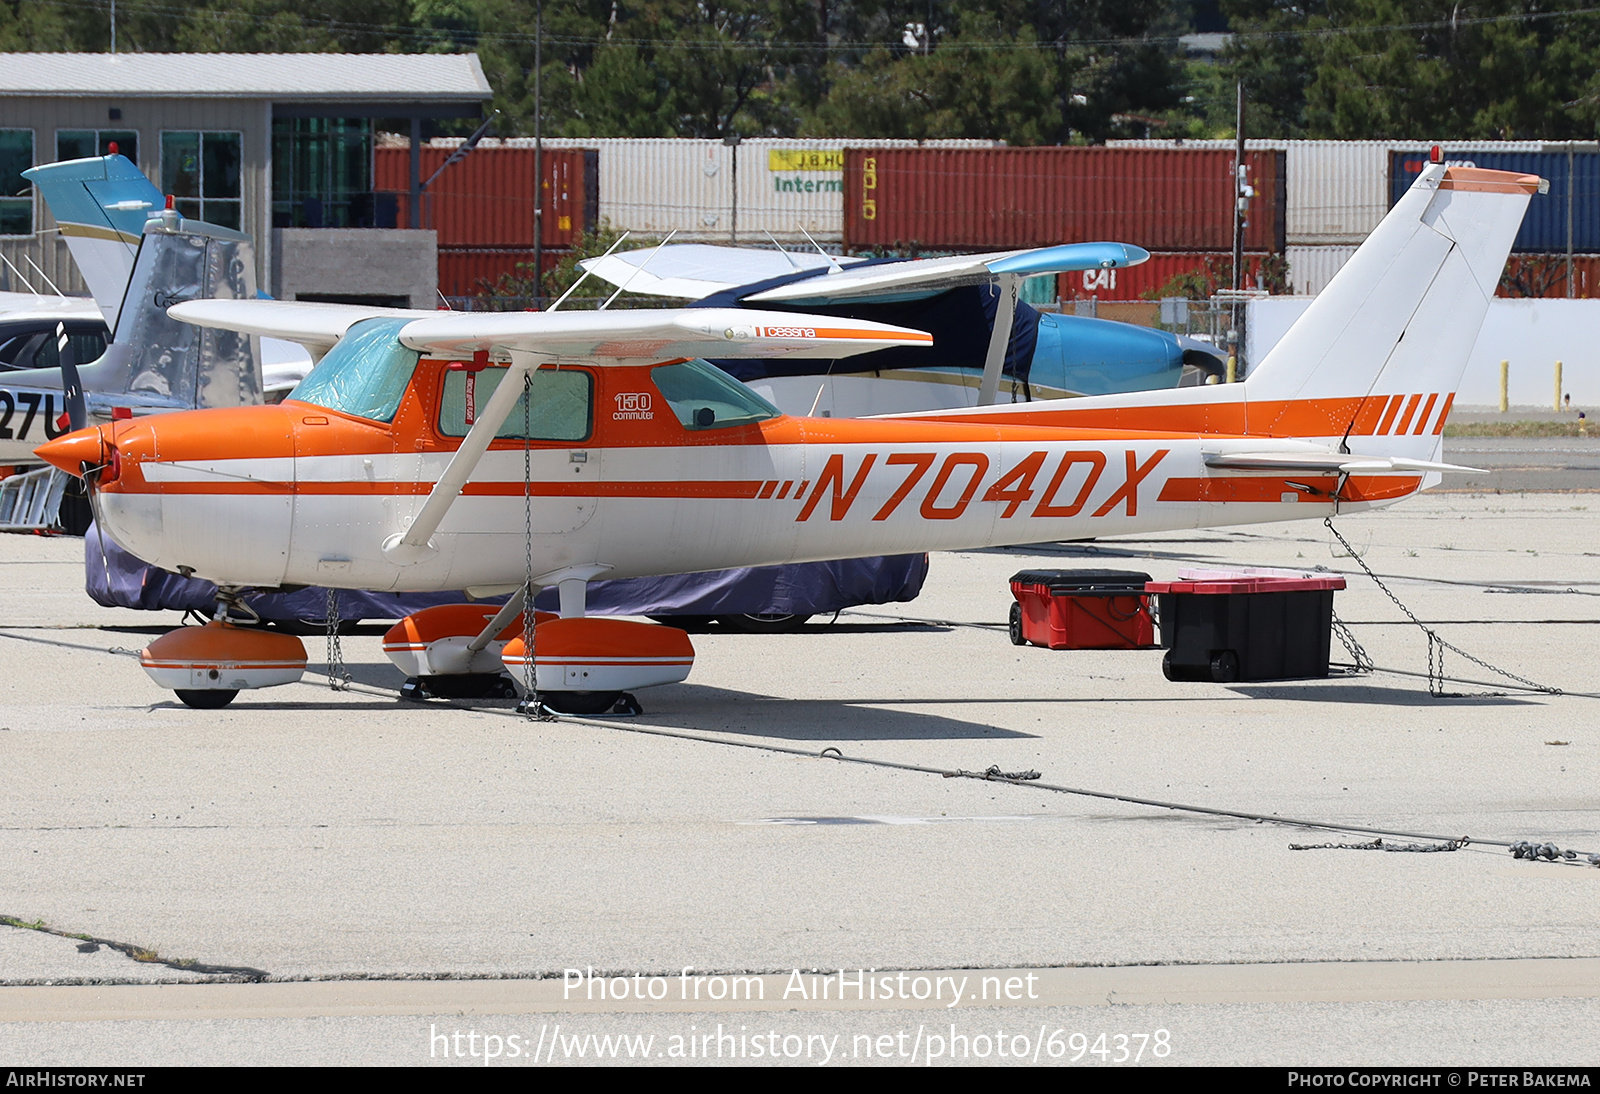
[1008,602,1025,646]
[716,613,813,634]
[534,690,624,715]
[400,674,520,701]
[174,689,239,709]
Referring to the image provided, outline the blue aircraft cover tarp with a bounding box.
[83,523,928,623]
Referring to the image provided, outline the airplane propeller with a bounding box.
[54,321,87,433]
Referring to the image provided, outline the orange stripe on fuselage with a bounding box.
[126,478,767,500]
[1160,474,1422,504]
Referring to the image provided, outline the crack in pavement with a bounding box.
[1,915,268,981]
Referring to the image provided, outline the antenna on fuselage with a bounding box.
[766,231,803,271]
[23,255,64,296]
[797,223,843,275]
[598,229,678,311]
[547,230,632,313]
[0,252,37,294]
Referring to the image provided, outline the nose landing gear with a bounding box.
[141,591,308,708]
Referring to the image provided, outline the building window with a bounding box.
[271,117,374,228]
[0,130,33,236]
[57,130,139,165]
[160,131,241,230]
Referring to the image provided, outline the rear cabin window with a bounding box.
[650,359,780,430]
[437,365,592,442]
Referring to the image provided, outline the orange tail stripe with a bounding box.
[1375,395,1404,435]
[1392,394,1423,435]
[1412,393,1439,435]
[1432,393,1456,435]
[1351,397,1390,437]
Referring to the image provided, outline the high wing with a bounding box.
[581,241,1149,306]
[168,299,443,358]
[579,243,868,300]
[171,299,933,362]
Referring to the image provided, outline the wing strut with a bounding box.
[977,275,1019,406]
[382,352,536,564]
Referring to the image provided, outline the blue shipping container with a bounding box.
[1390,150,1600,254]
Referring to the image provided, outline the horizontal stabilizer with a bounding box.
[1203,452,1484,474]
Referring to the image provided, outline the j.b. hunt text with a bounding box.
[563,967,1042,1007]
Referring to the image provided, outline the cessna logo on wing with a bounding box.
[613,392,654,420]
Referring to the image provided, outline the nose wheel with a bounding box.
[174,689,240,709]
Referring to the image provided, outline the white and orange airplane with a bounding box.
[36,156,1541,711]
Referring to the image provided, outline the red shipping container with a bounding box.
[844,147,1285,253]
[1007,569,1156,651]
[1060,251,1279,301]
[1496,253,1600,298]
[436,247,570,300]
[375,146,596,248]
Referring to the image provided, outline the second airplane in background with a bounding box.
[579,241,1228,417]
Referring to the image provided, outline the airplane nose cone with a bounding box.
[34,427,106,477]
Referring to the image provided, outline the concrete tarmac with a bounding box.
[1,478,1598,1066]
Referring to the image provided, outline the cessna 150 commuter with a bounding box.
[36,157,1539,712]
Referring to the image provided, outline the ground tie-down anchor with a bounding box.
[943,765,1043,782]
[1324,516,1562,697]
[1510,840,1600,865]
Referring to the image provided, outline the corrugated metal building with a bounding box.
[0,53,490,305]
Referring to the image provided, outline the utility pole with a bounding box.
[724,131,741,244]
[1227,80,1246,382]
[533,0,544,308]
[1567,143,1575,299]
[110,0,116,54]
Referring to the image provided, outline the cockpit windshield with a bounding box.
[287,318,419,423]
[650,359,781,430]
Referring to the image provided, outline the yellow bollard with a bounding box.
[1555,360,1563,412]
[1225,355,1237,384]
[1499,360,1509,413]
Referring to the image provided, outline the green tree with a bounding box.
[803,22,1061,143]
[1224,0,1600,139]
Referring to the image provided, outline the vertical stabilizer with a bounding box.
[1245,162,1540,445]
[3,214,263,412]
[21,154,162,327]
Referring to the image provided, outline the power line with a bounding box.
[12,0,1600,54]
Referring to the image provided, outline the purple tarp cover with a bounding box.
[83,523,928,623]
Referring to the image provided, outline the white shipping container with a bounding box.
[1286,244,1357,295]
[1284,141,1389,243]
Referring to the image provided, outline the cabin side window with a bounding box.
[437,366,593,442]
[650,359,780,431]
